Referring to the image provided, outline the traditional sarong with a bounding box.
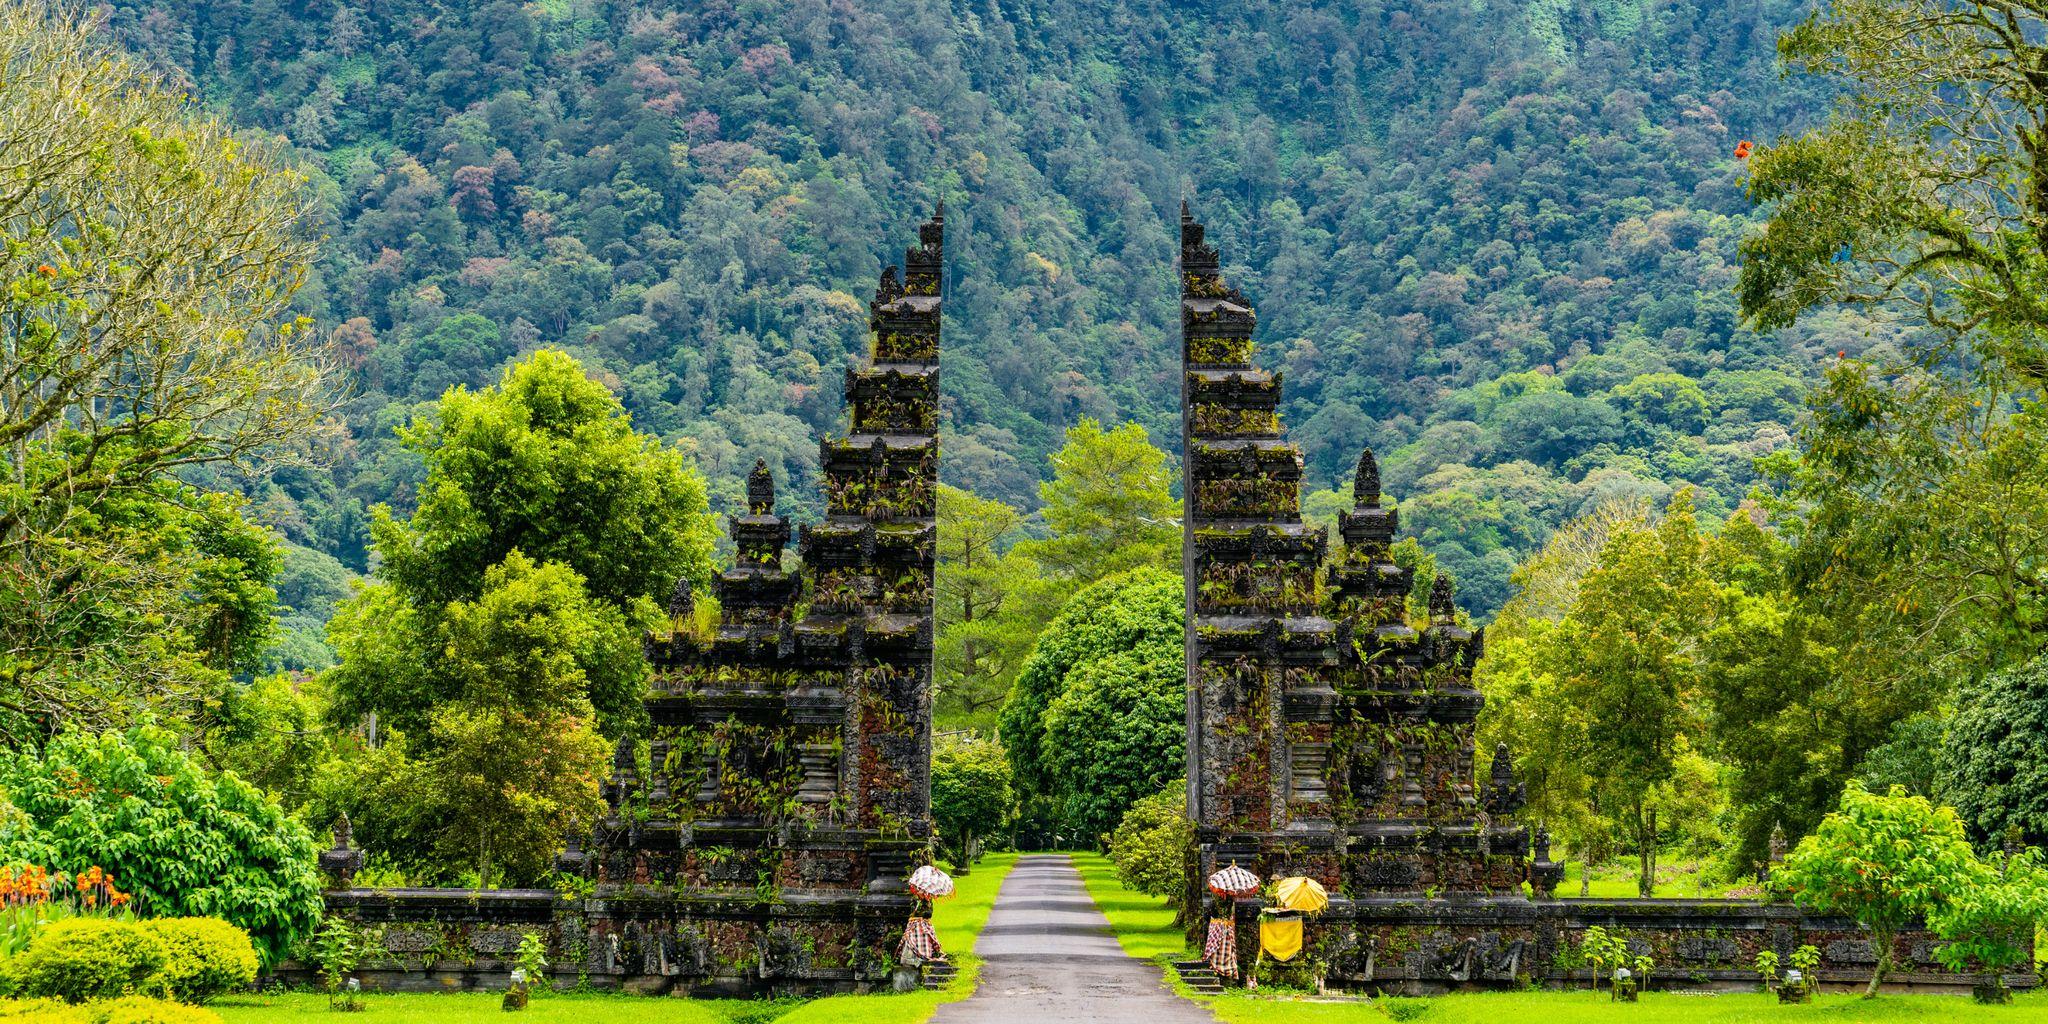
[898,916,942,965]
[1203,918,1239,978]
[1258,915,1303,962]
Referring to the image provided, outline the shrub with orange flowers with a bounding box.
[0,863,134,957]
[0,726,321,965]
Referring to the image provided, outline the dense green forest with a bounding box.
[95,0,1869,651]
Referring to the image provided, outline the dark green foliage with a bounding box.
[0,726,323,966]
[999,567,1183,839]
[141,918,259,1004]
[2,918,167,1003]
[1939,657,2048,849]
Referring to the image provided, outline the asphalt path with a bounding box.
[932,853,1218,1024]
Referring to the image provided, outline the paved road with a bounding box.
[933,853,1218,1024]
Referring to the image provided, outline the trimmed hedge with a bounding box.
[141,919,257,1004]
[1,917,255,1006]
[2,919,167,1003]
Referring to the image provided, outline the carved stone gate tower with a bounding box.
[1179,202,1545,985]
[568,207,943,994]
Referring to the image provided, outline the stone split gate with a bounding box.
[316,205,2017,997]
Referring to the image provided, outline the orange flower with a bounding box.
[35,264,54,277]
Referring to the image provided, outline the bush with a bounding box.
[0,997,83,1021]
[141,919,257,1004]
[4,919,167,1003]
[1107,782,1193,919]
[0,726,323,964]
[88,997,222,1024]
[931,737,1013,871]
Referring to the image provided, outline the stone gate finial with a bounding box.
[1354,448,1381,509]
[1429,571,1456,623]
[876,265,903,304]
[747,458,776,515]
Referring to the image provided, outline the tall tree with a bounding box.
[328,349,715,736]
[933,485,1034,730]
[1741,0,2048,378]
[998,567,1182,840]
[1014,419,1180,583]
[0,1,333,733]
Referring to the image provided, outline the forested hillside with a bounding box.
[103,0,1856,628]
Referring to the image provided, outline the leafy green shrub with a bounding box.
[931,736,1013,871]
[4,919,167,1003]
[1106,782,1192,920]
[0,726,322,964]
[1775,782,1999,996]
[141,919,257,1004]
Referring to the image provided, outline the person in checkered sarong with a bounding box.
[1203,917,1238,979]
[898,916,943,966]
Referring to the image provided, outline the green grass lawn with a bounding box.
[1070,850,1190,962]
[198,851,1021,1024]
[1562,860,1752,900]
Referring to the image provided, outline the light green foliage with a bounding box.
[1938,655,2048,848]
[1014,420,1180,583]
[933,486,1035,730]
[514,932,549,993]
[139,919,258,1005]
[326,554,612,886]
[999,568,1183,839]
[1752,949,1778,988]
[0,726,322,964]
[1485,492,1714,895]
[1105,783,1193,921]
[203,674,335,814]
[0,996,220,1024]
[3,918,168,1003]
[0,0,335,732]
[84,997,221,1024]
[1928,849,2048,976]
[301,916,384,1011]
[373,348,714,614]
[332,349,716,737]
[1774,783,1999,995]
[930,736,1013,871]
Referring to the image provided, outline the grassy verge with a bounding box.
[1071,851,1190,963]
[201,851,1021,1024]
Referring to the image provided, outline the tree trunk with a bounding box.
[1865,928,1894,998]
[1636,806,1658,897]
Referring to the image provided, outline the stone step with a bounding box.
[1172,958,1225,994]
[922,960,959,991]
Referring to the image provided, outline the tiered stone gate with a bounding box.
[1173,202,2013,993]
[315,203,2018,997]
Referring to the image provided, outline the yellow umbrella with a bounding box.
[1272,876,1328,914]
